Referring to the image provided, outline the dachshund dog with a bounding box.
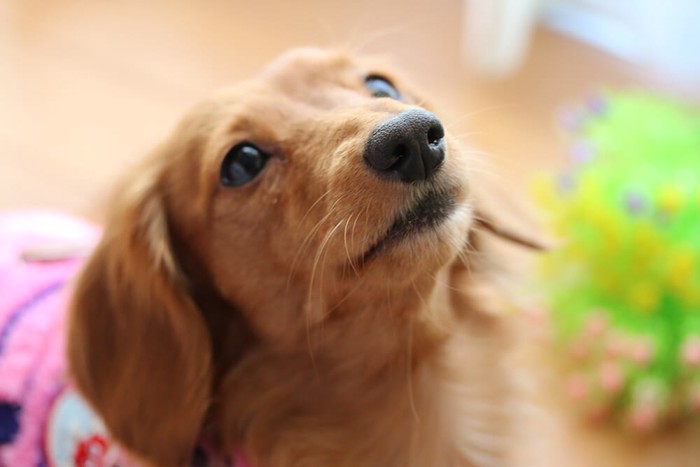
[66,48,544,467]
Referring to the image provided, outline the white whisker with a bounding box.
[287,194,342,289]
[343,213,359,275]
[307,217,344,318]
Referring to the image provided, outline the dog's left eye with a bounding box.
[365,75,401,100]
[220,143,270,187]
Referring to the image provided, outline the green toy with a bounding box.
[535,91,700,432]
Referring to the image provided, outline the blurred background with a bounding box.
[3,0,698,217]
[1,0,698,465]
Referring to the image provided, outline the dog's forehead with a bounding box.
[247,48,383,106]
[200,49,389,125]
[260,48,361,83]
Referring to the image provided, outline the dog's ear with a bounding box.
[471,174,550,251]
[68,161,212,466]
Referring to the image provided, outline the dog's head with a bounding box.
[68,48,543,465]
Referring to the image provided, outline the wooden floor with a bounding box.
[2,0,698,465]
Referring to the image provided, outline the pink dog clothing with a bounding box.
[0,212,245,467]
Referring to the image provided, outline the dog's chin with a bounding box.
[358,187,468,267]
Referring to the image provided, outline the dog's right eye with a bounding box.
[220,143,270,187]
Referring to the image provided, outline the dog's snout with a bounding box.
[364,109,446,183]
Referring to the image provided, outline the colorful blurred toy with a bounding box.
[536,90,700,432]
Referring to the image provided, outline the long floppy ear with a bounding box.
[68,163,212,466]
[471,173,550,251]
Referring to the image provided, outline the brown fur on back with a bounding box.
[68,48,544,467]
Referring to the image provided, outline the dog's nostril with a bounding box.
[393,143,408,159]
[427,126,444,146]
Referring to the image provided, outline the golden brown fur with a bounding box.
[67,48,543,467]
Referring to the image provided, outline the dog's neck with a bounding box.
[214,262,513,467]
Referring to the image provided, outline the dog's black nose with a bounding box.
[364,109,446,183]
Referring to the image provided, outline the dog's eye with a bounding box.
[365,75,401,100]
[220,143,270,187]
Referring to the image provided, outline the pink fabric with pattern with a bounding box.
[0,211,99,467]
[0,211,247,467]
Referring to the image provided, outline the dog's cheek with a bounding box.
[205,216,311,344]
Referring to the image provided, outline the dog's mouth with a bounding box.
[359,188,457,264]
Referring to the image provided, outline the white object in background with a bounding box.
[542,0,641,61]
[543,0,700,81]
[636,0,700,81]
[463,0,549,78]
[465,0,700,82]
